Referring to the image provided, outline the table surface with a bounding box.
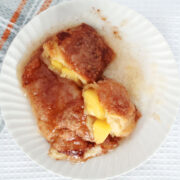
[0,0,180,179]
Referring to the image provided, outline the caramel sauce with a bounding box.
[20,40,120,162]
[16,21,144,162]
[55,23,115,82]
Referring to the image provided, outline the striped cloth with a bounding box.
[0,0,62,70]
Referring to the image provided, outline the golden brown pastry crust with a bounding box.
[96,79,136,119]
[44,23,115,83]
[49,132,120,162]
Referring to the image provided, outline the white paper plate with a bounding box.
[0,0,180,179]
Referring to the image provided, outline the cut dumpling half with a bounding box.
[42,23,115,85]
[83,79,141,144]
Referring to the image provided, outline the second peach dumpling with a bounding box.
[83,79,141,144]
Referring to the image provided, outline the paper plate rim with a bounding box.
[0,0,180,179]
